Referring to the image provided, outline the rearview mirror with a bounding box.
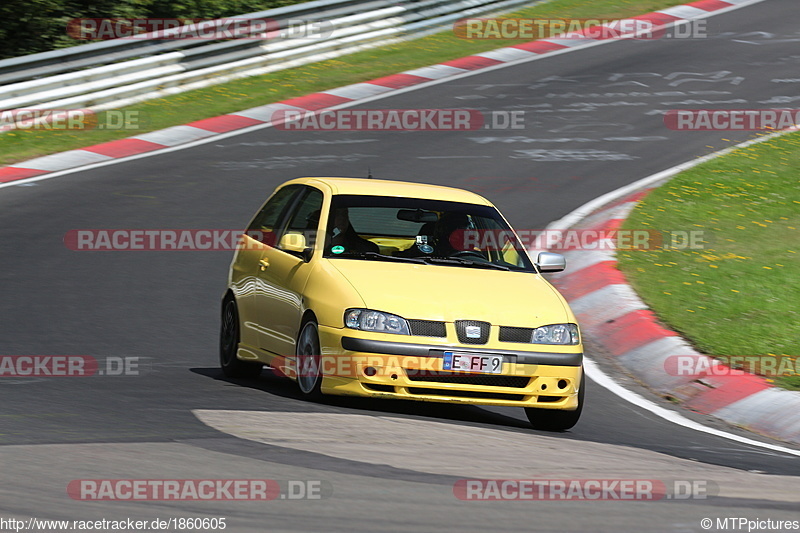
[397,209,439,223]
[280,233,312,261]
[535,252,566,273]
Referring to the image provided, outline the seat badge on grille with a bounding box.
[465,325,482,338]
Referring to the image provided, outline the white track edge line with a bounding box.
[551,128,800,456]
[584,359,800,457]
[546,129,791,233]
[0,0,767,191]
[3,0,794,454]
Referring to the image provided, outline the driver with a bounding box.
[431,212,472,257]
[329,207,379,254]
[396,212,477,258]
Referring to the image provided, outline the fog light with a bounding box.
[558,379,568,389]
[364,366,377,377]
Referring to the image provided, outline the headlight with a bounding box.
[345,309,410,335]
[531,323,579,345]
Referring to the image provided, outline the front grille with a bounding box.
[499,326,534,343]
[408,387,524,401]
[406,371,530,388]
[407,319,447,338]
[455,320,490,344]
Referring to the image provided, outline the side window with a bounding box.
[247,185,301,246]
[281,188,324,249]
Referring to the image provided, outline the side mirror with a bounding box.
[280,233,313,262]
[535,251,566,273]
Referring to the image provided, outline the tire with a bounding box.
[220,297,263,379]
[525,370,585,431]
[295,319,323,398]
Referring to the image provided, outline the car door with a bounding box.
[256,186,324,356]
[230,185,302,351]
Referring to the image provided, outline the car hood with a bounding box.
[327,259,573,327]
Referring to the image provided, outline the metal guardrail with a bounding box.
[0,0,538,114]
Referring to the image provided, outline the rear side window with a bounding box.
[248,185,300,233]
[246,185,301,246]
[282,188,324,248]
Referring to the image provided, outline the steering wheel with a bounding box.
[451,250,486,260]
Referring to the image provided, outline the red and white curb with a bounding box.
[0,0,759,185]
[546,170,800,447]
[3,0,793,448]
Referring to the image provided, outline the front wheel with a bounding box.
[525,370,585,431]
[220,298,263,379]
[296,319,323,399]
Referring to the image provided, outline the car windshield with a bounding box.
[322,195,536,272]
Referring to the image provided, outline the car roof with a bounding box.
[282,177,493,206]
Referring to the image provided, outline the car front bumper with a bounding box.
[311,327,583,409]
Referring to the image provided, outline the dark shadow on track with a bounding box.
[191,366,800,476]
[191,366,532,430]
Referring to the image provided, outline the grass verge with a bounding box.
[0,0,688,166]
[618,132,800,390]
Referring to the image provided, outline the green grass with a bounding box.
[618,132,800,390]
[0,0,688,166]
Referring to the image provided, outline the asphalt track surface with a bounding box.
[1,1,799,531]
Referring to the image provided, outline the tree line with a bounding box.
[0,0,307,60]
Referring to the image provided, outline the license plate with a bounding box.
[442,352,504,374]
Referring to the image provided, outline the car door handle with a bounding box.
[259,258,270,271]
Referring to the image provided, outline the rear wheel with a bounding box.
[220,297,263,379]
[525,370,585,431]
[296,319,323,398]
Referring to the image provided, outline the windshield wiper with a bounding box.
[340,251,427,264]
[422,256,510,271]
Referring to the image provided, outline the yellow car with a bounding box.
[221,177,584,430]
